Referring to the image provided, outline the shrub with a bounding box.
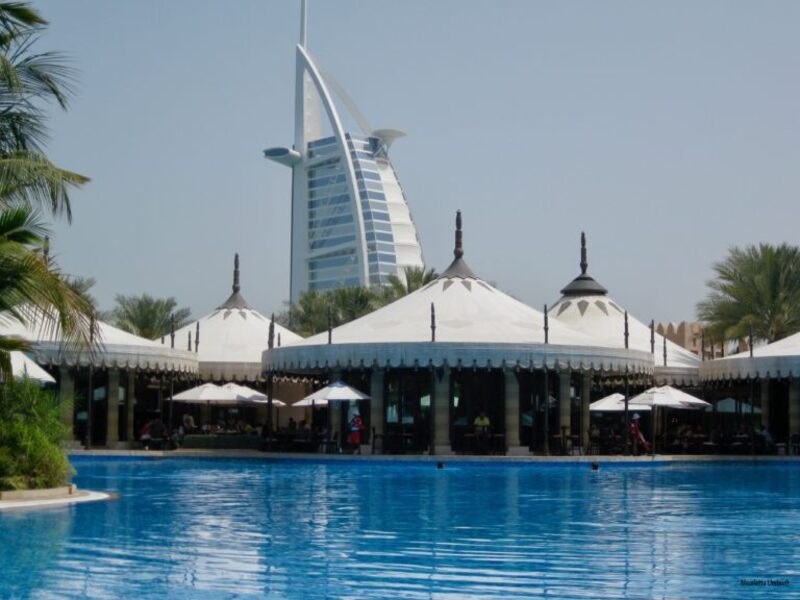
[0,379,74,491]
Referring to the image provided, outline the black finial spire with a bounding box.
[559,231,608,297]
[170,315,175,349]
[195,321,199,352]
[327,305,333,345]
[188,331,192,351]
[277,333,281,347]
[544,304,549,344]
[749,324,754,357]
[663,335,667,367]
[454,210,463,259]
[624,311,629,349]
[43,236,50,267]
[233,253,240,293]
[268,313,275,350]
[580,231,587,275]
[430,302,436,342]
[650,319,655,354]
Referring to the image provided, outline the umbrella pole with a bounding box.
[624,368,630,455]
[543,368,549,456]
[652,406,656,457]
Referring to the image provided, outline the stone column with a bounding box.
[370,368,385,440]
[558,370,572,431]
[433,366,452,455]
[581,373,592,452]
[106,368,120,447]
[126,371,136,444]
[760,379,770,430]
[504,369,524,454]
[789,378,800,440]
[58,366,75,440]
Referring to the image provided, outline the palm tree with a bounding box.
[386,266,438,301]
[110,294,191,340]
[65,275,98,310]
[0,2,88,221]
[0,206,93,377]
[697,243,800,344]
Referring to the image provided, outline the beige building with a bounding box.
[656,321,748,359]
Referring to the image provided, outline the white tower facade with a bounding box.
[265,1,425,303]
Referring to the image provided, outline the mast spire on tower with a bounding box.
[300,0,307,47]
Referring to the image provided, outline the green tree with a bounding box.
[0,378,73,490]
[279,286,385,337]
[0,2,88,221]
[385,266,438,302]
[110,294,191,340]
[697,243,800,344]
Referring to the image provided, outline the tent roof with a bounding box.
[265,214,654,374]
[170,255,302,381]
[550,234,699,385]
[0,311,197,373]
[701,330,800,380]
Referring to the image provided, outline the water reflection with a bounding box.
[1,459,799,598]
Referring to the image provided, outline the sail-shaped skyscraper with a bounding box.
[264,0,425,302]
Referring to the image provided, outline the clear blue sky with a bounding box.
[37,0,800,324]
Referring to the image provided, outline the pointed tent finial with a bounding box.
[749,324,754,357]
[268,313,275,350]
[327,305,333,345]
[188,331,192,351]
[454,210,463,259]
[195,321,200,353]
[624,311,629,349]
[650,319,655,354]
[580,232,587,275]
[170,316,175,349]
[277,332,281,347]
[544,304,549,344]
[701,329,706,362]
[663,335,667,367]
[43,235,50,266]
[233,253,241,294]
[430,302,436,342]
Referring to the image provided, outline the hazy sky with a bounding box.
[37,0,800,325]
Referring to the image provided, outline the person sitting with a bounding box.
[182,413,197,433]
[348,413,365,454]
[758,425,774,451]
[473,411,491,453]
[140,420,153,448]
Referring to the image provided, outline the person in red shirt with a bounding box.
[348,413,364,453]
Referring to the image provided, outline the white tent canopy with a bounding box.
[701,330,800,381]
[170,383,240,405]
[0,311,197,373]
[10,351,55,384]
[293,381,370,407]
[550,234,700,386]
[590,393,652,413]
[264,216,654,375]
[171,255,302,382]
[629,386,710,409]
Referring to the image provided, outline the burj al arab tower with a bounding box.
[264,0,425,303]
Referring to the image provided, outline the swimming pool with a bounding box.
[1,458,798,599]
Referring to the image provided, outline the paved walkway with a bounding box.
[67,449,800,464]
[0,490,111,511]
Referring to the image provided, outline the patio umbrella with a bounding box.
[629,386,710,409]
[220,382,286,407]
[590,393,652,412]
[169,382,240,404]
[9,351,55,384]
[293,381,370,407]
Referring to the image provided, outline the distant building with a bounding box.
[264,0,424,302]
[655,321,748,358]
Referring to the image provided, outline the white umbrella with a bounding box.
[220,382,287,407]
[9,351,55,384]
[169,382,240,405]
[293,381,370,407]
[590,393,652,412]
[629,386,710,409]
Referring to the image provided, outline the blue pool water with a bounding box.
[1,458,799,599]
